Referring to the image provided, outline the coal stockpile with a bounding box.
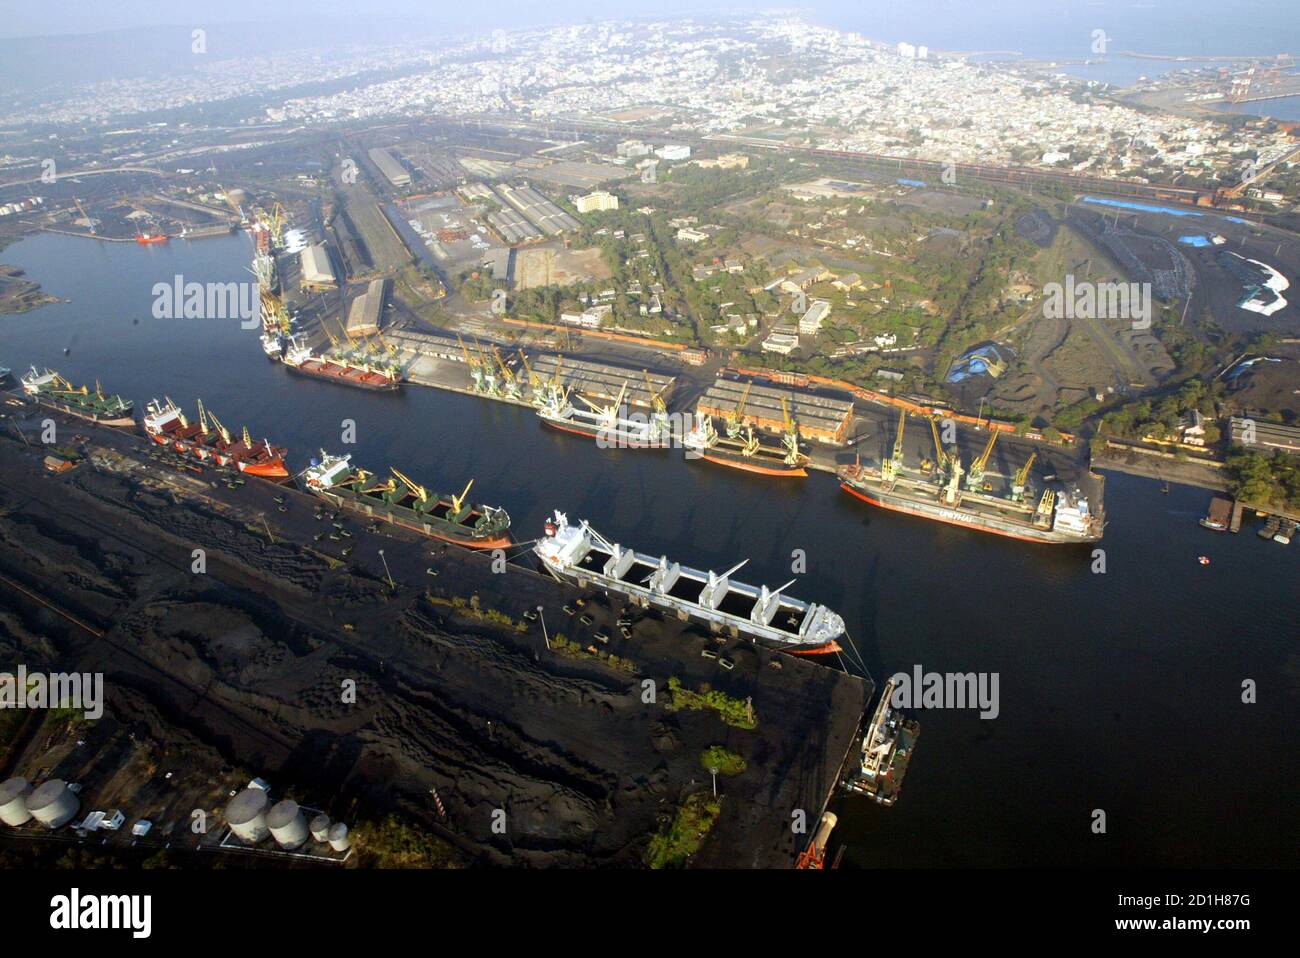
[0,412,869,868]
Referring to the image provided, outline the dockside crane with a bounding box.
[926,415,950,478]
[457,333,485,392]
[780,396,802,463]
[881,408,906,487]
[1010,451,1037,503]
[725,381,752,439]
[965,429,999,491]
[473,336,500,395]
[493,346,521,400]
[643,369,671,438]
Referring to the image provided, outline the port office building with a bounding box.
[369,147,411,188]
[697,377,853,444]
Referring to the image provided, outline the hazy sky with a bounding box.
[1,0,1295,56]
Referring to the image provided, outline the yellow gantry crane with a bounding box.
[966,430,999,490]
[493,346,521,399]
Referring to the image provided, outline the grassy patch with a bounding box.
[700,746,746,776]
[550,633,638,674]
[350,814,460,869]
[665,677,757,729]
[644,792,721,869]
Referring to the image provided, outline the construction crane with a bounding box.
[725,381,752,438]
[1010,451,1037,502]
[881,408,906,486]
[966,430,998,490]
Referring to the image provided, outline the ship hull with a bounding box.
[840,482,1099,544]
[540,559,840,653]
[285,361,399,392]
[32,396,134,428]
[699,451,808,477]
[309,488,511,550]
[540,414,671,449]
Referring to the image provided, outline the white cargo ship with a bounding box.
[534,510,845,654]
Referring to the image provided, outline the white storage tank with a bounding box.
[327,822,351,852]
[225,787,271,844]
[0,777,33,827]
[309,813,332,843]
[27,779,80,829]
[267,799,308,850]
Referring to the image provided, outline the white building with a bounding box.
[655,144,691,162]
[675,227,708,243]
[575,190,619,213]
[798,300,832,335]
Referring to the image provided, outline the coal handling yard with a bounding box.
[0,407,870,869]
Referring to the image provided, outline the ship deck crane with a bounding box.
[204,404,233,444]
[391,466,435,512]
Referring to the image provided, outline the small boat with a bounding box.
[1198,555,1210,566]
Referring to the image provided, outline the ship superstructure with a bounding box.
[534,510,844,653]
[303,452,510,549]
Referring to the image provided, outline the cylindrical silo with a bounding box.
[26,779,79,829]
[309,813,331,843]
[0,777,33,827]
[327,822,351,852]
[225,788,271,844]
[267,799,308,850]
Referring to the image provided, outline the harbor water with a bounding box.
[1,231,1295,866]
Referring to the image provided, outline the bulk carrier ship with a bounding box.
[282,336,401,391]
[537,384,672,448]
[535,510,845,653]
[303,452,511,549]
[682,412,809,477]
[20,368,135,427]
[142,398,290,478]
[838,411,1103,544]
